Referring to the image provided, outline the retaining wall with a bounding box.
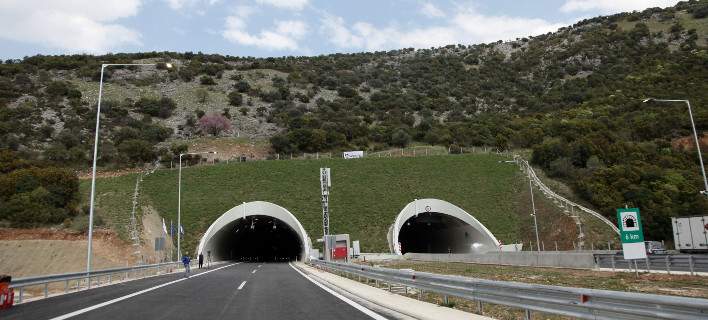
[405,252,597,269]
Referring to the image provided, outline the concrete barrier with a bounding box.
[405,252,596,269]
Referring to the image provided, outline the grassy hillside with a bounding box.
[82,154,617,254]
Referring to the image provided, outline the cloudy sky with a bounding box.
[0,0,681,59]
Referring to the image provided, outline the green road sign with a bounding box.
[617,208,644,243]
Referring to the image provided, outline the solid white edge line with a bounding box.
[49,263,240,320]
[289,263,387,320]
[238,281,247,290]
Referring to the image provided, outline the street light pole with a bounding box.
[529,170,541,252]
[177,151,216,259]
[87,63,170,279]
[643,98,708,195]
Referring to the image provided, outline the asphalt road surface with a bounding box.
[4,262,386,320]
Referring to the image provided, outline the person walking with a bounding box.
[182,255,191,278]
[198,253,204,269]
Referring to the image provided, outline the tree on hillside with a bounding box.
[198,114,232,136]
[391,129,411,147]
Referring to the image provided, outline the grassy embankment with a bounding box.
[82,153,617,253]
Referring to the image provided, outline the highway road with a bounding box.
[3,262,386,320]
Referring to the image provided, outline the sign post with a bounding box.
[617,208,646,260]
[320,168,331,260]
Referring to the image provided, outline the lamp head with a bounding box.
[642,98,654,103]
[165,63,173,69]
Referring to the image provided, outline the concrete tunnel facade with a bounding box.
[197,201,311,262]
[388,198,500,255]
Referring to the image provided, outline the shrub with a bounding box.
[228,91,243,106]
[235,81,250,93]
[117,139,155,164]
[200,75,216,85]
[134,96,176,118]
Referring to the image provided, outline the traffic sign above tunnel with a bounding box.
[197,201,312,262]
[388,198,500,255]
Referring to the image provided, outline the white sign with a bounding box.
[343,151,364,159]
[320,168,331,191]
[352,240,360,256]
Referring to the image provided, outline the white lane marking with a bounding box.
[238,281,247,290]
[289,263,387,320]
[50,263,239,320]
[252,269,257,274]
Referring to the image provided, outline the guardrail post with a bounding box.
[645,257,651,272]
[18,287,23,303]
[665,255,671,275]
[109,274,112,284]
[611,255,615,271]
[477,300,483,313]
[65,279,69,293]
[689,255,694,276]
[443,295,449,305]
[524,309,532,320]
[44,283,48,298]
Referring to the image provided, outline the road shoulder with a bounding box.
[294,262,492,320]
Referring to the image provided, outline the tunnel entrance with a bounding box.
[398,212,480,254]
[211,215,303,262]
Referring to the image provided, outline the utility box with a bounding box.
[672,215,708,253]
[324,234,350,262]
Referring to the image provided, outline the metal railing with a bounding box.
[310,260,708,320]
[9,261,184,303]
[595,253,708,275]
[514,156,621,235]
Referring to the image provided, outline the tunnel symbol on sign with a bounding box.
[425,206,431,212]
[622,214,638,231]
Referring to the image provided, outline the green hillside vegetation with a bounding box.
[1,1,707,241]
[82,154,616,254]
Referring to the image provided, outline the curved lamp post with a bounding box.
[643,98,708,196]
[177,151,217,259]
[87,63,172,281]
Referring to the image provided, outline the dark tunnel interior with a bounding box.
[398,212,476,254]
[211,215,303,262]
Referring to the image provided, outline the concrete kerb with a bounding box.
[296,262,492,320]
[595,268,708,277]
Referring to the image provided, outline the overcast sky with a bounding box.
[0,0,681,59]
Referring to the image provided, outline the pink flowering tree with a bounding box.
[198,113,232,136]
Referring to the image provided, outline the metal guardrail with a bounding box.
[9,261,184,303]
[595,253,708,274]
[311,260,708,320]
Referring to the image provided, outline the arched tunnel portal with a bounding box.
[197,201,311,262]
[388,199,500,255]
